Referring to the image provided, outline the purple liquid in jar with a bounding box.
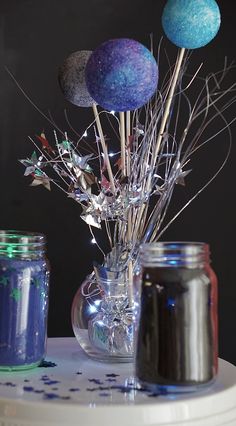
[0,231,50,370]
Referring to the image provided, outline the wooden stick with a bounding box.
[126,111,133,303]
[128,260,133,307]
[126,111,131,176]
[127,209,133,306]
[152,48,185,170]
[92,104,116,194]
[119,112,126,176]
[132,50,186,244]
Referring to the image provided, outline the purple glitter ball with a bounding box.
[85,38,158,112]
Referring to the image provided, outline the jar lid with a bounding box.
[140,242,210,267]
[0,230,46,259]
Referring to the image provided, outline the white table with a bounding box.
[0,338,236,426]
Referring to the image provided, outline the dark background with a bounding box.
[0,1,235,364]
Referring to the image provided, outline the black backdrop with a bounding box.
[0,0,236,364]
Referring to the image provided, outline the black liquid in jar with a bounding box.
[136,266,218,387]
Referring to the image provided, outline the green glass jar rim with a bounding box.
[0,230,45,241]
[0,230,46,258]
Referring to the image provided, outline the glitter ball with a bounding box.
[85,38,158,112]
[58,50,94,108]
[162,0,221,49]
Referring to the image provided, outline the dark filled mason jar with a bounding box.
[0,230,50,371]
[135,242,218,393]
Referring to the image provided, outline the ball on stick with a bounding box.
[162,0,221,49]
[85,38,158,112]
[58,50,94,108]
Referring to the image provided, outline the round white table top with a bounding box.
[0,338,236,426]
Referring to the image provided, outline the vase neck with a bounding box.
[97,275,128,297]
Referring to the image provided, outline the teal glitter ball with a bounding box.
[162,0,221,49]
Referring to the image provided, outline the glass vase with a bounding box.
[71,271,135,362]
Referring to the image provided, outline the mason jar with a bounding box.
[0,230,50,370]
[135,242,218,392]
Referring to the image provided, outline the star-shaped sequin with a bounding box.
[0,276,9,286]
[10,288,22,301]
[30,277,41,288]
[105,373,120,378]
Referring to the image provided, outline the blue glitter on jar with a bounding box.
[0,230,50,371]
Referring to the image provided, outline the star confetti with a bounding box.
[30,277,41,288]
[0,276,10,286]
[10,288,22,301]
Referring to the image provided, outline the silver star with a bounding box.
[80,211,101,228]
[71,152,93,170]
[20,151,39,175]
[68,190,89,202]
[58,140,72,154]
[176,169,192,186]
[30,176,51,191]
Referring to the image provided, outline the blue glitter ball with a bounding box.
[85,38,158,112]
[162,0,221,49]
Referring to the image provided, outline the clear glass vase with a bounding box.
[71,271,135,362]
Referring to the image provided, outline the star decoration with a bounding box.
[30,277,41,288]
[101,174,111,192]
[20,151,38,167]
[74,170,96,192]
[80,196,106,228]
[80,211,101,229]
[53,164,68,177]
[105,373,120,378]
[67,189,90,203]
[71,152,93,171]
[24,166,36,176]
[176,169,192,186]
[0,276,10,286]
[30,175,51,191]
[20,152,47,177]
[134,123,145,136]
[58,140,71,154]
[10,288,22,301]
[36,132,55,154]
[19,151,39,176]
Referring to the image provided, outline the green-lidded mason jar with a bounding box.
[0,230,50,370]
